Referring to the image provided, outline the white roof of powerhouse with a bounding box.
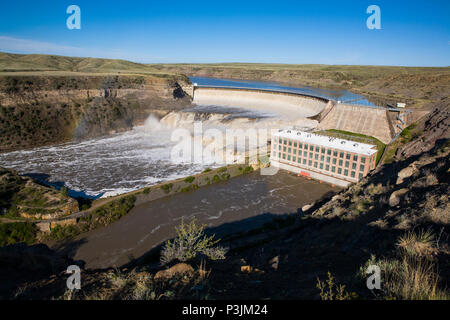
[273,130,378,156]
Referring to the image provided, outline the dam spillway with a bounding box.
[192,86,329,120]
[317,103,394,143]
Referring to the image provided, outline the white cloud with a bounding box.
[0,36,84,56]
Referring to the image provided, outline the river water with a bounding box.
[72,170,337,269]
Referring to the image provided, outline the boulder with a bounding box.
[36,222,51,233]
[396,166,415,184]
[240,265,264,274]
[154,263,194,280]
[331,195,341,202]
[268,256,279,271]
[389,188,409,207]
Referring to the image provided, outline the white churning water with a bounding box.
[0,116,211,198]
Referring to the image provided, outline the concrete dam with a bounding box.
[186,86,411,144]
[192,86,328,119]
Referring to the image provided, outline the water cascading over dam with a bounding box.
[162,86,331,133]
[192,86,329,119]
[158,86,332,164]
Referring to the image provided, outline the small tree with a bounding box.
[160,218,227,265]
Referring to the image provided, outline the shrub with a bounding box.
[202,168,212,173]
[92,195,136,224]
[366,183,384,196]
[355,199,371,213]
[49,224,81,241]
[160,183,173,194]
[180,186,192,193]
[184,176,195,184]
[0,222,37,246]
[397,229,437,258]
[359,228,449,301]
[400,124,420,143]
[243,166,254,174]
[316,272,356,300]
[142,187,151,194]
[160,218,227,265]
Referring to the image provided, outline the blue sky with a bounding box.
[0,0,449,66]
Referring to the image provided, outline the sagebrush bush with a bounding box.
[397,229,437,257]
[160,218,227,265]
[316,272,356,300]
[361,254,447,300]
[359,230,448,300]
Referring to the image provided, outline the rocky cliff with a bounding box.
[0,74,192,152]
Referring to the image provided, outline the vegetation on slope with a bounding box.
[0,223,37,246]
[45,195,136,241]
[0,167,78,220]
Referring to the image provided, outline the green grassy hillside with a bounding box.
[0,52,161,74]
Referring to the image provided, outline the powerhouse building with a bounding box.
[270,130,378,187]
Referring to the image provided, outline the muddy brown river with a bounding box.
[71,170,337,269]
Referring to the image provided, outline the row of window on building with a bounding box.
[272,137,376,180]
